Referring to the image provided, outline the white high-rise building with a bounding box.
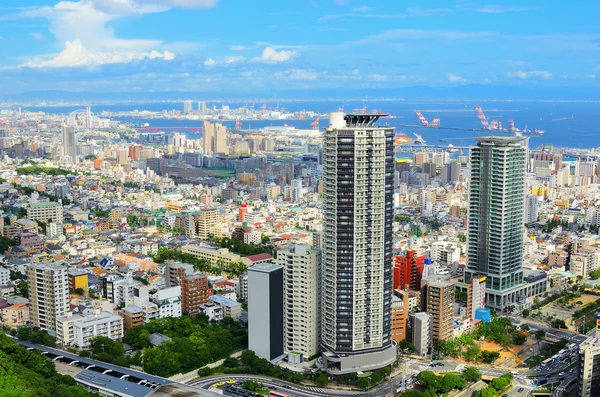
[62,125,76,160]
[411,312,433,356]
[525,195,539,225]
[183,100,193,115]
[278,244,321,360]
[28,263,69,332]
[320,112,396,374]
[578,328,600,397]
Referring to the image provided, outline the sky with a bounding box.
[0,0,599,95]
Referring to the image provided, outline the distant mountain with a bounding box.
[2,84,599,104]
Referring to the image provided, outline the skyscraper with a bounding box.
[578,327,600,397]
[465,137,530,309]
[183,100,193,115]
[320,112,396,374]
[202,120,214,155]
[62,125,76,160]
[214,122,228,154]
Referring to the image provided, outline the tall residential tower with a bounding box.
[465,137,545,309]
[320,112,396,374]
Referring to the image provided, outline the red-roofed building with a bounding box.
[241,253,273,266]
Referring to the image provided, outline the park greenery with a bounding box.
[150,247,248,276]
[572,297,600,320]
[0,332,97,397]
[412,370,467,397]
[590,268,600,280]
[15,166,73,176]
[475,373,513,397]
[208,235,275,257]
[123,315,247,377]
[433,317,528,363]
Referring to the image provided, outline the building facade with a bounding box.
[425,279,455,342]
[320,112,396,374]
[28,263,69,332]
[27,202,64,224]
[278,244,321,360]
[72,311,124,349]
[465,137,529,309]
[578,328,600,397]
[248,262,284,361]
[411,312,433,356]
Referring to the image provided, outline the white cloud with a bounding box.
[448,73,466,83]
[204,58,215,66]
[506,70,552,79]
[368,73,388,81]
[587,74,596,79]
[483,78,492,84]
[257,47,297,63]
[15,0,218,68]
[29,32,46,41]
[21,39,175,68]
[471,5,537,13]
[352,6,372,12]
[230,45,249,51]
[224,55,245,64]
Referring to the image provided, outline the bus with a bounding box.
[568,343,577,351]
[541,357,553,367]
[269,392,289,397]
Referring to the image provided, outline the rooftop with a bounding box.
[75,369,151,397]
[29,201,61,208]
[248,262,283,274]
[209,294,241,307]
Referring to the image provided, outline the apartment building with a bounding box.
[72,311,124,349]
[278,244,321,360]
[578,328,600,397]
[425,279,455,341]
[208,295,242,320]
[27,201,64,224]
[28,262,69,332]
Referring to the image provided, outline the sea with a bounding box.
[22,100,600,150]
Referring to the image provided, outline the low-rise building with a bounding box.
[0,303,30,328]
[72,311,124,349]
[208,295,242,320]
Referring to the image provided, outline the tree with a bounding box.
[17,282,28,298]
[74,288,85,296]
[477,387,498,397]
[522,309,530,317]
[458,234,467,243]
[441,374,465,393]
[315,372,329,387]
[590,268,600,280]
[552,319,567,329]
[480,350,500,364]
[464,345,481,362]
[520,324,530,332]
[0,237,18,254]
[463,366,481,382]
[357,377,370,390]
[223,357,238,368]
[417,371,441,392]
[197,367,213,377]
[533,330,546,340]
[399,339,417,352]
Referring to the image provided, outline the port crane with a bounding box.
[414,111,440,127]
[413,133,426,145]
[311,117,320,130]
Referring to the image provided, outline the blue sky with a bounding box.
[0,0,599,94]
